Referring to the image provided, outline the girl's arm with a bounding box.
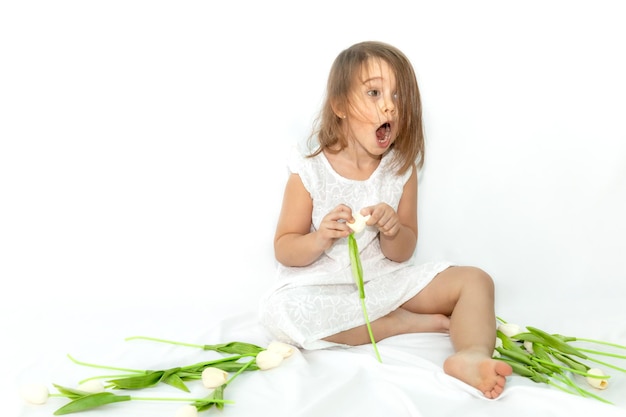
[274,173,353,267]
[364,167,418,262]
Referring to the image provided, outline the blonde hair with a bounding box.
[307,41,424,175]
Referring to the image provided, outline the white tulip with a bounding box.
[77,380,105,393]
[497,323,523,340]
[256,349,284,370]
[267,341,296,358]
[523,340,534,354]
[348,212,371,233]
[20,383,49,405]
[494,337,503,349]
[175,405,199,417]
[585,368,609,390]
[492,349,501,358]
[201,367,228,389]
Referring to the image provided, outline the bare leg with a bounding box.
[323,308,449,345]
[402,266,512,398]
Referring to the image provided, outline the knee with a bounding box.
[466,266,495,294]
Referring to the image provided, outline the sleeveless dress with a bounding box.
[259,146,452,350]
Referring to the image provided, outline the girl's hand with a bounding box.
[361,203,400,238]
[316,204,353,250]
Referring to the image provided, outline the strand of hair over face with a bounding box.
[308,41,425,176]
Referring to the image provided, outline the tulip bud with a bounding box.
[494,337,503,349]
[348,212,370,233]
[585,368,609,389]
[175,405,199,417]
[267,341,296,358]
[201,367,228,389]
[20,383,49,405]
[492,349,501,358]
[523,340,534,354]
[497,323,523,340]
[77,380,105,393]
[256,349,284,370]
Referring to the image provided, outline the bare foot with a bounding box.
[443,349,512,399]
[391,308,450,334]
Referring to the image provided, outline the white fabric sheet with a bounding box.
[9,304,626,417]
[3,1,626,417]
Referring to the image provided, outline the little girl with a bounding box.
[259,41,512,399]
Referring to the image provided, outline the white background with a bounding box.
[2,1,625,415]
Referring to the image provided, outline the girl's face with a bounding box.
[344,58,398,156]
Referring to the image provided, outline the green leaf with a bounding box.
[52,384,93,400]
[550,351,590,373]
[212,361,259,372]
[180,355,246,374]
[498,358,540,379]
[511,332,545,344]
[348,233,381,362]
[202,342,264,356]
[497,331,530,356]
[195,385,226,411]
[162,372,190,392]
[348,234,364,299]
[53,392,131,415]
[531,343,563,374]
[496,346,534,367]
[108,371,164,389]
[526,326,588,359]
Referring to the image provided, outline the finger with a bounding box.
[335,204,353,214]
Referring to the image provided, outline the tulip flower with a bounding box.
[585,368,609,390]
[523,340,534,354]
[494,317,626,404]
[267,341,296,358]
[25,333,297,415]
[20,383,49,405]
[77,380,105,393]
[492,337,503,358]
[495,337,503,349]
[497,322,523,340]
[255,350,284,370]
[201,367,229,389]
[347,212,370,233]
[175,405,199,417]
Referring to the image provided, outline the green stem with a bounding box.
[584,355,626,373]
[67,354,145,374]
[348,234,382,363]
[575,347,626,360]
[77,374,141,385]
[552,374,612,404]
[572,337,626,351]
[130,396,233,404]
[532,357,607,378]
[125,336,204,350]
[360,298,382,363]
[178,355,246,373]
[546,379,578,396]
[224,358,255,387]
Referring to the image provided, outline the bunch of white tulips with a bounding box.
[495,317,625,404]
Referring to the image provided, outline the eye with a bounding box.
[392,92,399,101]
[367,89,381,97]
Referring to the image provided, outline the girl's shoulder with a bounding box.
[286,144,322,174]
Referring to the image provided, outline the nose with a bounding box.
[381,92,396,114]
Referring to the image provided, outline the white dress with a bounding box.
[259,146,452,350]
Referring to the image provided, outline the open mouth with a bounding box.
[376,122,391,143]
